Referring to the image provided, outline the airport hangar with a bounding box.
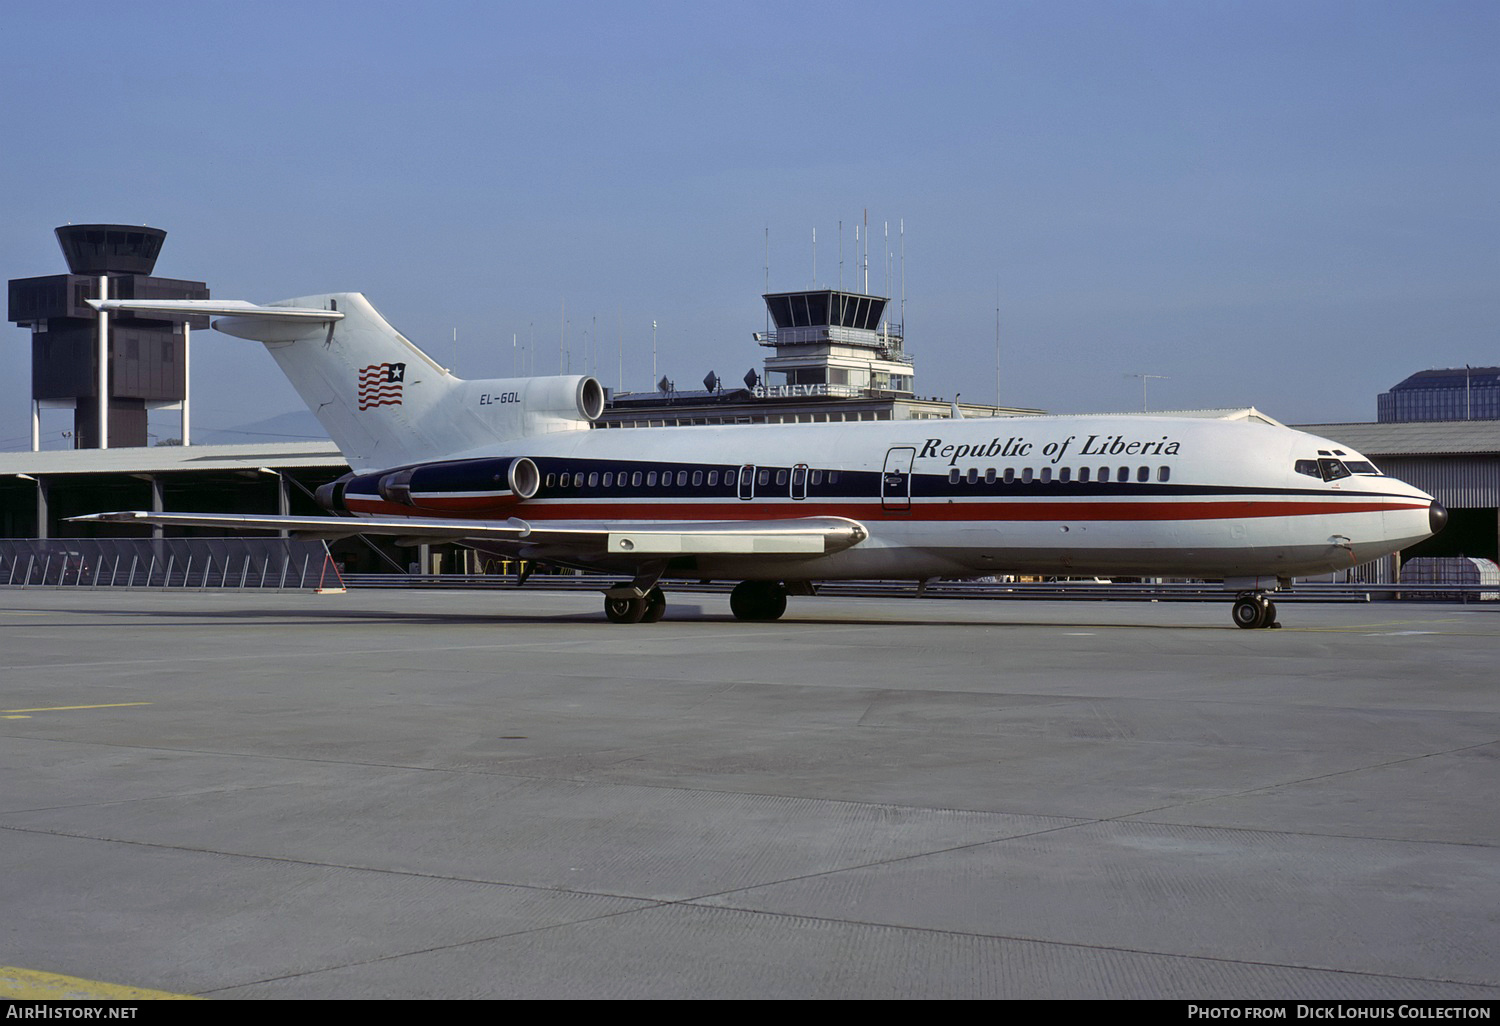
[3,225,1497,573]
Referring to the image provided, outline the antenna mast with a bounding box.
[764,225,770,339]
[1127,373,1169,412]
[862,208,869,294]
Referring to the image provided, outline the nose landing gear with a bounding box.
[1231,592,1280,630]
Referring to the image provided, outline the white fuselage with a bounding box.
[343,413,1436,583]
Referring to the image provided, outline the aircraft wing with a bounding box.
[68,511,869,557]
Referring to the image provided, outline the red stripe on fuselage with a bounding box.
[342,496,1424,522]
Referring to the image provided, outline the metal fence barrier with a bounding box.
[5,541,1492,602]
[0,538,344,591]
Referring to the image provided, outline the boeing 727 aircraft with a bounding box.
[77,292,1446,628]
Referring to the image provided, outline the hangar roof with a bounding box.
[1087,408,1287,427]
[1294,420,1500,457]
[0,441,349,478]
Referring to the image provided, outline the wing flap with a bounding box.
[607,530,827,555]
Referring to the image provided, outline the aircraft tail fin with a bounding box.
[222,292,464,470]
[94,292,602,471]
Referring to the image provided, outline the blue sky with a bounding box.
[2,0,1496,449]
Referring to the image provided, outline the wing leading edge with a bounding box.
[68,512,869,559]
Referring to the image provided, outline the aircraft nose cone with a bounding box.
[1429,501,1449,536]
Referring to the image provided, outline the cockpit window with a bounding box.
[1318,458,1352,482]
[1299,456,1380,480]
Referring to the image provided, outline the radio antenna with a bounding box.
[862,208,869,294]
[1127,373,1169,412]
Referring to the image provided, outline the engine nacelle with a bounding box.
[330,457,540,515]
[314,473,355,513]
[461,375,605,439]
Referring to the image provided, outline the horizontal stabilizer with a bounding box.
[87,299,344,322]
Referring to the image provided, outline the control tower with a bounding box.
[7,225,209,449]
[753,289,913,398]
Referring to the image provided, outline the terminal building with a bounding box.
[1377,366,1500,423]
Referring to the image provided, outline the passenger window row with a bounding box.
[947,465,1171,485]
[544,468,729,490]
[753,468,841,487]
[541,467,842,492]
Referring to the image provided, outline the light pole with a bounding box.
[14,473,46,539]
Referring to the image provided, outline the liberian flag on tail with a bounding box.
[359,362,405,410]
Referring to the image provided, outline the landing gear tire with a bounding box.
[730,580,788,621]
[605,595,646,624]
[1232,593,1275,630]
[641,587,667,623]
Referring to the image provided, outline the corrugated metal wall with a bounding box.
[1378,456,1500,508]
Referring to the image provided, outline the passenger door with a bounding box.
[882,447,915,511]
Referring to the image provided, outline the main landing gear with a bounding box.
[729,581,788,622]
[603,586,666,624]
[603,561,669,624]
[604,579,792,623]
[1231,592,1280,630]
